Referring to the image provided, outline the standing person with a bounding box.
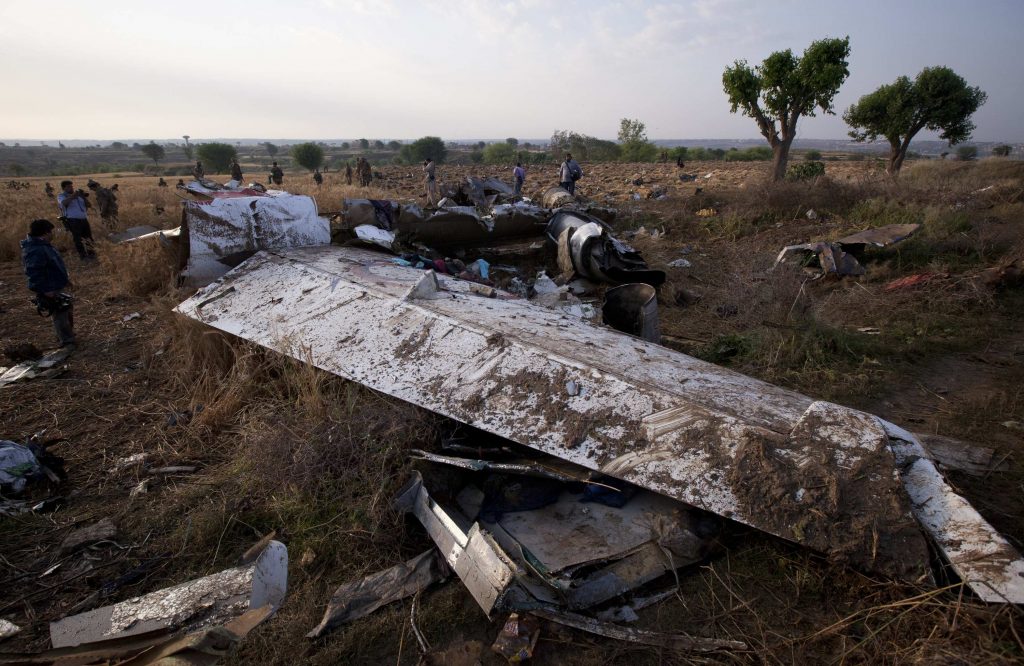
[345,162,353,186]
[21,219,75,348]
[270,162,284,186]
[230,159,243,184]
[512,162,526,196]
[192,161,205,180]
[56,180,95,260]
[313,169,323,187]
[87,179,118,229]
[44,182,55,198]
[558,152,583,195]
[359,158,372,187]
[423,157,437,204]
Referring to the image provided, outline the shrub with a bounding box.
[956,145,978,161]
[804,149,822,161]
[992,144,1012,157]
[291,142,324,171]
[786,161,825,181]
[483,142,515,164]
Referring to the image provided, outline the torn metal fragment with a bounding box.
[49,541,287,648]
[307,550,447,638]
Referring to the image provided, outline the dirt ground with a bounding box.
[1,159,1023,664]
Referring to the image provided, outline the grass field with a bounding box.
[1,159,1022,664]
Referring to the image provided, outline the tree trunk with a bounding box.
[887,141,906,176]
[771,138,793,182]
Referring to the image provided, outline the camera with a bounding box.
[76,189,89,197]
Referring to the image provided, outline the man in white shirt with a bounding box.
[56,180,95,259]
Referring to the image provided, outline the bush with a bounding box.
[992,144,1012,157]
[469,150,484,164]
[483,142,516,164]
[804,149,822,161]
[723,146,773,162]
[290,142,324,171]
[786,161,825,181]
[956,145,978,161]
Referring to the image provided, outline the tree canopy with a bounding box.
[399,136,447,164]
[550,130,621,161]
[483,141,516,164]
[140,142,165,165]
[291,142,324,171]
[261,142,279,157]
[844,66,987,175]
[196,142,238,173]
[723,36,850,180]
[617,118,659,162]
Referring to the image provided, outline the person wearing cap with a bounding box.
[56,180,95,260]
[21,219,75,348]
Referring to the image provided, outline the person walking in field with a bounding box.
[192,161,205,180]
[558,152,582,195]
[230,159,243,184]
[56,180,95,260]
[21,219,76,348]
[513,161,526,196]
[345,162,353,186]
[313,169,323,187]
[423,157,437,204]
[270,162,284,186]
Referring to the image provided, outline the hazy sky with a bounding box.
[2,0,1021,141]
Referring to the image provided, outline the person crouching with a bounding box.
[21,219,76,348]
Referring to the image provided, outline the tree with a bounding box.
[291,142,324,171]
[141,141,165,165]
[550,130,621,161]
[483,141,516,164]
[196,142,238,173]
[398,136,447,164]
[617,118,659,162]
[804,149,822,161]
[182,135,193,160]
[387,140,402,151]
[992,144,1012,157]
[723,37,850,181]
[262,142,279,157]
[476,141,486,150]
[373,140,385,149]
[341,142,350,150]
[844,66,986,175]
[506,137,518,147]
[956,145,978,161]
[358,138,370,150]
[110,141,128,150]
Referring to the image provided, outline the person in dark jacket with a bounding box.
[21,219,75,347]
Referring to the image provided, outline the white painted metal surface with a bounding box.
[175,246,1024,602]
[50,541,287,647]
[181,193,327,286]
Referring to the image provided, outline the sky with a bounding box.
[1,0,1022,142]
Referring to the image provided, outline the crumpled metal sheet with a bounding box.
[174,247,1024,601]
[307,550,447,638]
[50,541,287,648]
[836,223,921,248]
[182,194,327,286]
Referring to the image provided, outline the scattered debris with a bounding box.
[0,440,44,494]
[122,312,142,322]
[602,283,660,343]
[775,224,922,278]
[60,518,118,554]
[491,613,540,663]
[546,210,665,286]
[108,225,159,243]
[696,208,716,217]
[531,608,746,653]
[0,619,21,642]
[857,326,881,335]
[667,258,691,268]
[307,550,447,638]
[49,540,287,648]
[805,209,818,220]
[0,347,73,388]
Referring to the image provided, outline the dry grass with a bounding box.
[1,160,1023,664]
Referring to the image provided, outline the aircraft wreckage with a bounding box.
[175,241,1024,607]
